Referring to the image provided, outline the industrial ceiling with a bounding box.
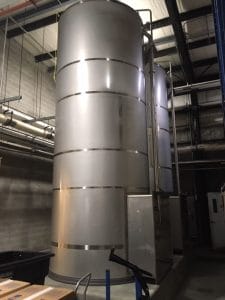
[0,0,218,86]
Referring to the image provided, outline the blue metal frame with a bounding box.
[105,269,111,300]
[135,277,142,300]
[213,0,225,132]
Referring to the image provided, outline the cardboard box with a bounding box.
[1,284,75,300]
[0,279,30,298]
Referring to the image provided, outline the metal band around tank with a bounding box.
[57,91,145,105]
[54,148,148,157]
[57,57,144,75]
[51,241,123,250]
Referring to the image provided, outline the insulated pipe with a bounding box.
[1,105,55,131]
[169,101,222,112]
[0,139,53,157]
[174,79,221,96]
[175,159,225,165]
[0,126,54,149]
[176,143,225,152]
[0,142,53,163]
[0,113,54,139]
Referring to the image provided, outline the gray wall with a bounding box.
[0,31,56,123]
[0,151,53,251]
[0,32,55,251]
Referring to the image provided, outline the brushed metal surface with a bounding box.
[128,195,173,283]
[50,0,148,284]
[57,0,143,71]
[54,94,147,154]
[56,60,145,102]
[53,151,148,190]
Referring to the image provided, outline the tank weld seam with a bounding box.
[57,91,145,105]
[158,165,172,170]
[51,241,124,250]
[159,127,170,133]
[57,57,143,74]
[52,186,148,191]
[54,148,148,157]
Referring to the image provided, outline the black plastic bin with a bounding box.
[0,251,54,284]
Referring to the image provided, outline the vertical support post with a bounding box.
[212,0,225,135]
[105,269,111,300]
[135,277,142,300]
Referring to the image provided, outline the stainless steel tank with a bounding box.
[49,0,149,285]
[154,64,173,192]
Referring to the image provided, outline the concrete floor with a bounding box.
[46,255,186,299]
[176,258,225,300]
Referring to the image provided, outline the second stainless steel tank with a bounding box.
[154,64,173,192]
[49,0,149,285]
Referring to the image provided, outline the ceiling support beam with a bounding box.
[6,4,212,38]
[166,57,218,73]
[155,36,216,58]
[7,14,60,38]
[0,0,72,29]
[40,36,216,64]
[165,0,201,151]
[35,50,57,62]
[165,0,195,83]
[152,5,212,30]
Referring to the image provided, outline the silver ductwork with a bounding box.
[174,79,221,96]
[49,0,149,285]
[0,126,54,149]
[0,113,54,139]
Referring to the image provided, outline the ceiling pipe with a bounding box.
[0,141,53,162]
[0,139,53,157]
[0,126,54,149]
[175,159,225,165]
[174,79,221,95]
[1,105,55,131]
[0,113,54,139]
[169,101,221,112]
[176,143,225,152]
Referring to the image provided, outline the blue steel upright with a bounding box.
[213,0,225,131]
